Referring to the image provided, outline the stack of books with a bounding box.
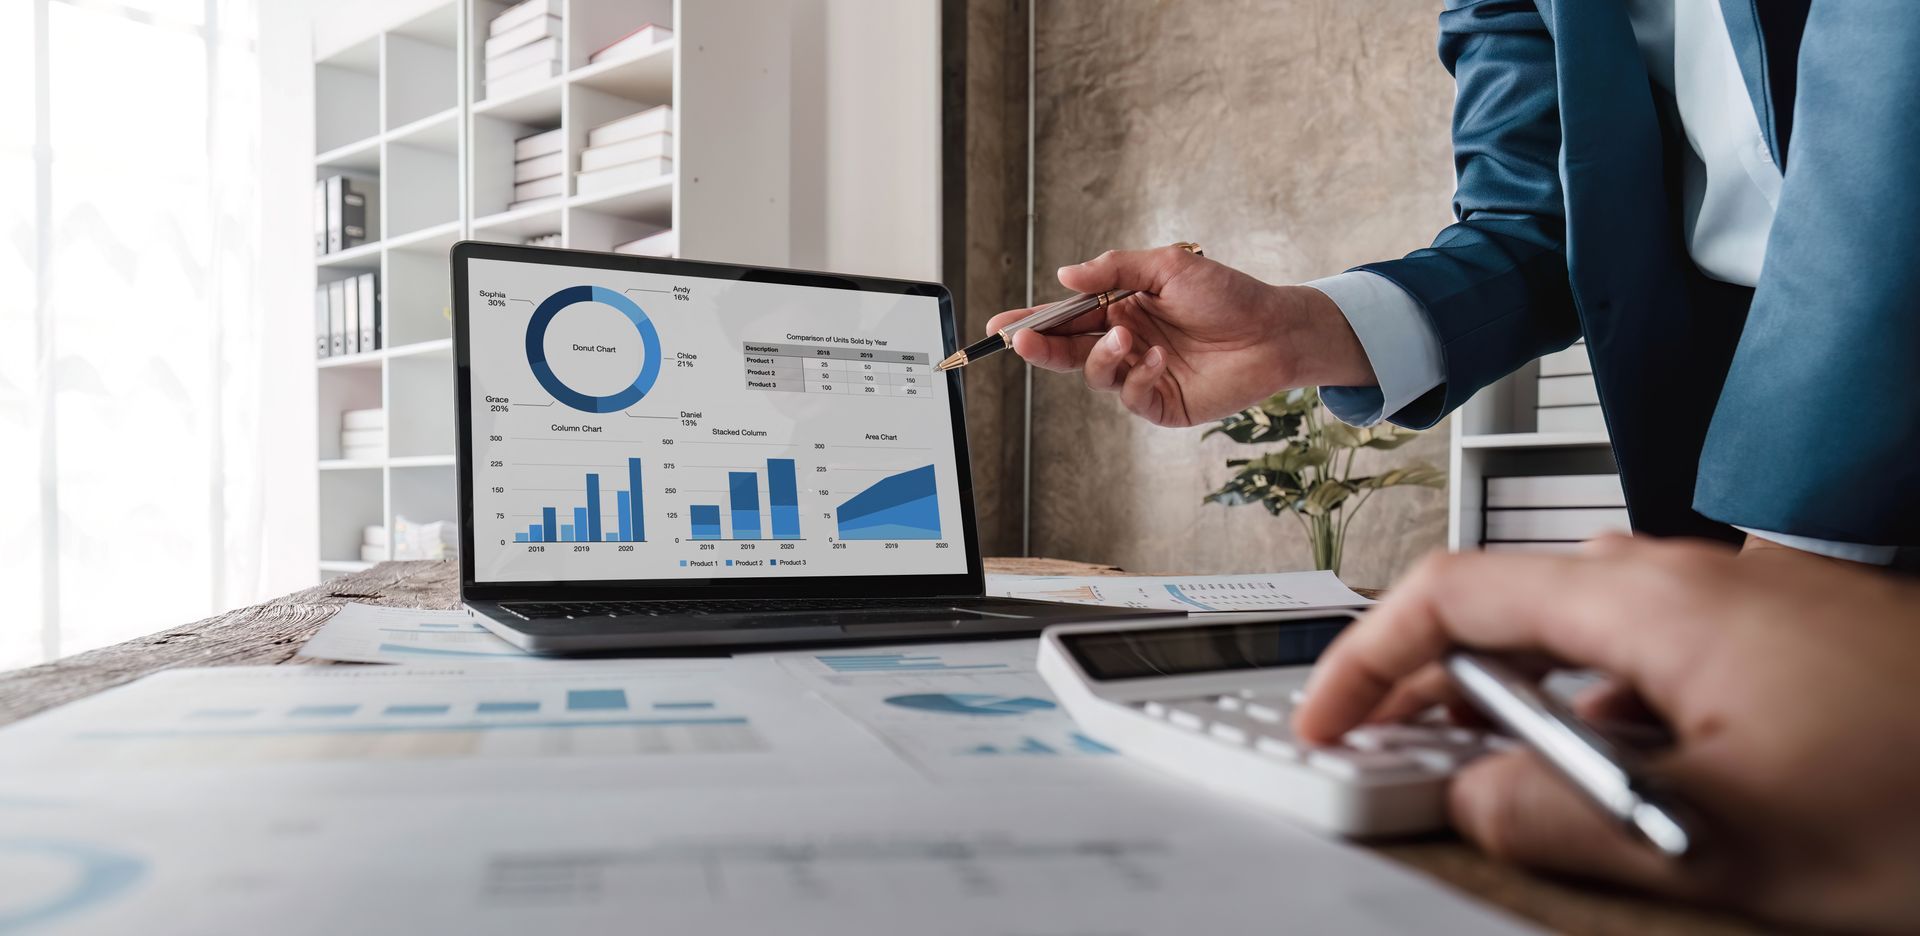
[314,273,380,359]
[524,233,561,248]
[360,525,389,564]
[576,105,673,196]
[511,127,565,208]
[613,230,676,257]
[340,408,386,463]
[587,22,672,65]
[1482,473,1628,552]
[1536,340,1603,433]
[313,174,375,255]
[484,0,563,102]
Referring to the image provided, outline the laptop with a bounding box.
[450,242,1170,653]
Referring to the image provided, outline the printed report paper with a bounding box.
[297,603,531,664]
[986,570,1373,612]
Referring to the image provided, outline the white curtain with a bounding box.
[0,0,262,668]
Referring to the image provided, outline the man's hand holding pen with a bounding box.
[977,245,1375,427]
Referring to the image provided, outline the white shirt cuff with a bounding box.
[1305,271,1445,427]
[1734,527,1900,565]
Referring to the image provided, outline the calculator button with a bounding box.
[1141,701,1169,719]
[1214,695,1243,712]
[1403,747,1466,772]
[1253,735,1302,761]
[1306,749,1421,781]
[1208,721,1250,745]
[1166,708,1207,732]
[1243,702,1284,724]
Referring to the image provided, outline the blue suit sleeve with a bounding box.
[1693,1,1920,545]
[1350,0,1581,429]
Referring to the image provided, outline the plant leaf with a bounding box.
[1302,481,1354,516]
[1351,463,1448,489]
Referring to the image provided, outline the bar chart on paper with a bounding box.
[29,667,765,767]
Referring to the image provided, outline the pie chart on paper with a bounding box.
[882,693,1057,717]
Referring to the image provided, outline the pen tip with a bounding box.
[935,352,965,371]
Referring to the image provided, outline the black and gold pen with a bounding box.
[936,242,1202,371]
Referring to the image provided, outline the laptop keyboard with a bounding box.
[498,596,963,621]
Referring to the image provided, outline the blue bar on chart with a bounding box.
[477,701,540,714]
[567,689,629,712]
[514,532,528,542]
[652,701,715,711]
[290,704,359,718]
[383,704,450,716]
[729,471,762,539]
[523,523,542,542]
[560,524,574,541]
[617,491,632,543]
[691,504,722,540]
[836,465,942,540]
[768,458,800,539]
[585,473,602,542]
[542,507,557,544]
[574,507,588,541]
[628,458,645,542]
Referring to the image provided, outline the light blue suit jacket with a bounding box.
[1356,0,1919,545]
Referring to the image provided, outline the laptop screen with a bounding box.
[458,249,972,587]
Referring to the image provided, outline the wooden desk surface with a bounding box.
[0,558,1766,936]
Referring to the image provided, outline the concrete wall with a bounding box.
[964,0,1461,585]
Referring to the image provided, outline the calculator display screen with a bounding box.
[1061,616,1352,682]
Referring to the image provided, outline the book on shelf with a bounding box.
[314,287,330,359]
[326,280,348,356]
[341,428,386,449]
[587,105,673,148]
[487,37,560,79]
[508,196,562,212]
[342,408,385,431]
[489,0,560,37]
[1484,507,1630,542]
[1536,404,1606,433]
[1486,473,1625,509]
[356,273,380,352]
[341,271,361,354]
[579,131,672,172]
[513,174,567,202]
[486,59,563,101]
[341,444,384,463]
[1539,340,1592,377]
[1537,373,1599,407]
[514,151,566,183]
[513,127,564,161]
[484,13,560,60]
[312,179,328,256]
[576,157,672,195]
[589,23,673,64]
[613,229,676,257]
[524,233,562,248]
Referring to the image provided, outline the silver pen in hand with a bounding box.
[936,242,1202,371]
[1446,651,1698,858]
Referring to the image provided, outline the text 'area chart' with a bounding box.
[465,258,969,583]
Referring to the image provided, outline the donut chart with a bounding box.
[524,285,663,413]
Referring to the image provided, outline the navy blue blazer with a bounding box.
[1359,0,1919,546]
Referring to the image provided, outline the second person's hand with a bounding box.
[982,246,1376,427]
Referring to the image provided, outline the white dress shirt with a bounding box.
[1308,0,1894,563]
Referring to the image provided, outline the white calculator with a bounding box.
[1038,611,1506,838]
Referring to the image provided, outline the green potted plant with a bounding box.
[1202,388,1445,575]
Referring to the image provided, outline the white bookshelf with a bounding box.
[313,0,795,578]
[1447,358,1619,550]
